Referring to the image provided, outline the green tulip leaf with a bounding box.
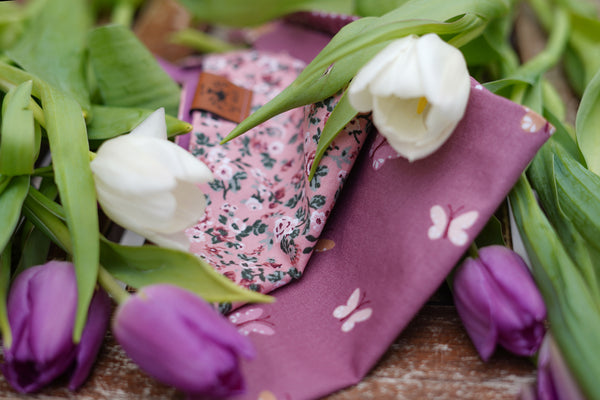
[309,91,358,180]
[0,175,29,348]
[474,215,505,247]
[40,84,99,343]
[526,133,599,292]
[88,25,181,117]
[543,110,584,165]
[0,81,36,175]
[509,176,600,400]
[86,105,192,142]
[0,175,29,259]
[553,145,600,255]
[23,187,272,305]
[5,0,91,113]
[564,12,600,96]
[355,0,412,16]
[177,0,353,27]
[575,68,600,176]
[100,239,273,304]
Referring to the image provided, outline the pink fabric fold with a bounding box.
[182,50,369,296]
[228,82,553,400]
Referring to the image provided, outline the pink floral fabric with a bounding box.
[184,50,369,294]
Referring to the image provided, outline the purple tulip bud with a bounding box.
[113,284,255,399]
[536,334,585,400]
[452,245,546,361]
[1,261,111,393]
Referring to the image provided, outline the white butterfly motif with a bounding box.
[228,308,275,336]
[333,288,373,333]
[427,204,479,246]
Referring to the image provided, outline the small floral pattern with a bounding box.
[185,51,369,295]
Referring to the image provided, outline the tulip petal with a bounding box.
[144,230,192,251]
[25,263,77,364]
[113,285,253,397]
[2,262,79,393]
[418,33,470,106]
[129,136,214,184]
[128,107,168,140]
[369,43,424,99]
[68,288,111,390]
[94,178,177,232]
[478,247,546,356]
[452,257,498,361]
[348,37,418,111]
[92,136,178,194]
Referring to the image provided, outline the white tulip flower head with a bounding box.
[348,33,471,161]
[91,108,213,250]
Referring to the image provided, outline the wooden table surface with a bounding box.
[0,1,576,399]
[0,296,537,400]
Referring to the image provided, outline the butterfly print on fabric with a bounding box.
[369,134,399,170]
[229,308,275,336]
[427,204,479,246]
[333,288,373,333]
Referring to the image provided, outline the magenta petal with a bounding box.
[1,261,110,393]
[537,334,585,400]
[452,257,497,361]
[2,262,79,392]
[68,288,112,390]
[452,246,546,361]
[113,284,254,398]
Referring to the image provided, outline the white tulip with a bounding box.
[90,108,213,250]
[348,33,471,161]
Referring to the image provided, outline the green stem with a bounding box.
[29,98,46,129]
[97,266,130,305]
[32,165,54,178]
[0,245,13,349]
[510,7,570,103]
[170,29,242,54]
[467,242,479,259]
[110,0,142,27]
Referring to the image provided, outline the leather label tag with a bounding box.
[191,72,253,123]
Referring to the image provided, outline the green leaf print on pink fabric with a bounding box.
[185,51,370,294]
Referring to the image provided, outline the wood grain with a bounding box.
[0,304,535,400]
[327,305,535,400]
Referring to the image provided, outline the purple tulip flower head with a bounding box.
[536,334,585,400]
[112,284,255,399]
[1,261,111,393]
[452,245,546,361]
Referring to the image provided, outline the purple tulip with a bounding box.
[1,261,111,393]
[536,334,585,400]
[113,284,255,399]
[452,245,546,361]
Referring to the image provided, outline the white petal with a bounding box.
[152,180,207,233]
[372,96,427,142]
[155,141,214,184]
[417,33,470,108]
[92,137,177,195]
[348,36,418,112]
[144,230,191,251]
[128,108,168,140]
[95,179,177,232]
[369,43,424,99]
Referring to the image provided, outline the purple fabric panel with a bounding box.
[285,11,359,36]
[253,21,332,64]
[227,84,553,400]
